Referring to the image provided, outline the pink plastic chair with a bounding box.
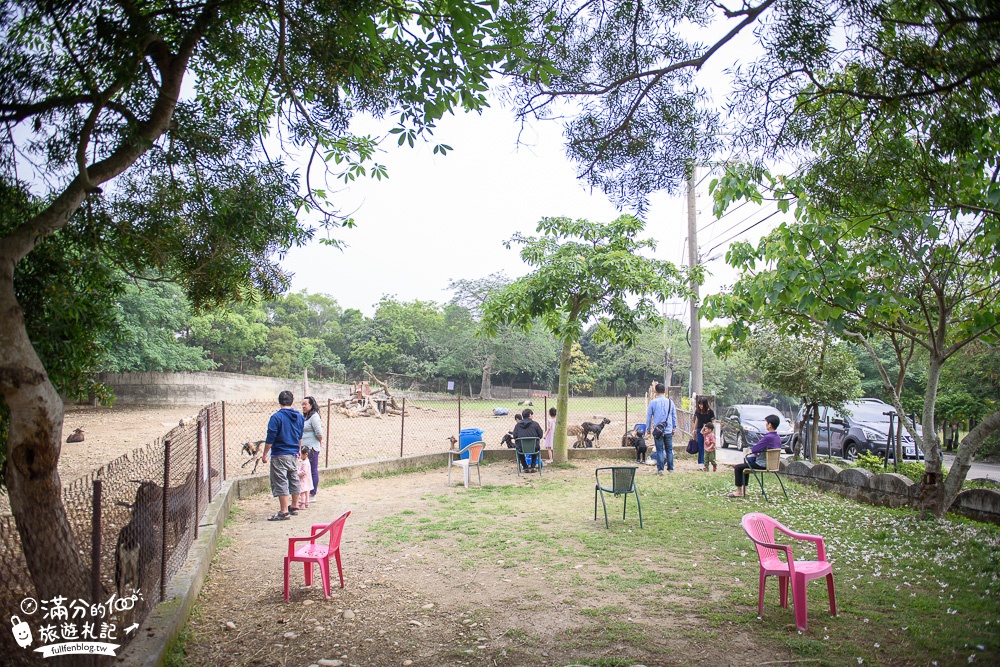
[283,510,351,602]
[741,512,836,631]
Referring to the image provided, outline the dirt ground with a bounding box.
[58,404,207,484]
[175,460,790,667]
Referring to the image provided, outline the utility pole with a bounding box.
[687,161,703,396]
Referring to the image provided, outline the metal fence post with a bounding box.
[221,401,227,481]
[195,422,202,539]
[161,440,171,602]
[625,394,629,435]
[326,398,331,468]
[458,395,461,434]
[400,397,406,458]
[205,411,212,500]
[91,480,102,605]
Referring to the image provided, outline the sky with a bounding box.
[282,18,785,321]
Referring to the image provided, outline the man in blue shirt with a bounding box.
[645,383,677,475]
[262,390,305,520]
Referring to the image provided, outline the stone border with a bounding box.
[780,459,1000,523]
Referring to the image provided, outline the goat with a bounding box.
[446,435,458,449]
[621,429,647,463]
[517,400,533,406]
[66,428,85,443]
[241,440,266,475]
[567,425,590,448]
[500,432,515,448]
[581,417,611,445]
[165,467,197,539]
[115,480,163,598]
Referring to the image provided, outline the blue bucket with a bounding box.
[634,423,647,436]
[459,428,484,459]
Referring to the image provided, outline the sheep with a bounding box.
[66,428,85,443]
[581,417,611,445]
[517,400,533,406]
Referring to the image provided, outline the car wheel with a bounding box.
[843,442,859,460]
[736,431,746,451]
[721,432,729,449]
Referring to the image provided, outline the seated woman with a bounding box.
[728,413,782,498]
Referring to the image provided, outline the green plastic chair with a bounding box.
[743,448,788,502]
[514,437,542,476]
[594,466,642,529]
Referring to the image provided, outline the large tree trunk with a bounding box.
[938,410,1000,516]
[0,21,203,603]
[916,356,946,514]
[478,355,493,400]
[0,272,89,602]
[552,336,574,463]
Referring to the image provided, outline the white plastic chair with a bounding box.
[447,441,485,488]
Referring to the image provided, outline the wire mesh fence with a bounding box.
[0,404,223,665]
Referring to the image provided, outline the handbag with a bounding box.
[686,439,699,454]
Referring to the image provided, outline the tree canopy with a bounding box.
[0,0,528,600]
[481,215,688,461]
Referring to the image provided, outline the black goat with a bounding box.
[581,417,611,444]
[621,429,647,463]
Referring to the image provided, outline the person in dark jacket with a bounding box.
[512,408,544,471]
[728,414,782,497]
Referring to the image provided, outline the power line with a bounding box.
[705,210,781,257]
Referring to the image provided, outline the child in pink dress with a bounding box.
[542,407,556,461]
[296,446,314,508]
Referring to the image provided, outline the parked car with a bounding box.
[720,404,795,453]
[797,398,924,460]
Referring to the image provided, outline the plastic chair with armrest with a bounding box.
[740,512,836,631]
[283,510,351,602]
[448,441,485,488]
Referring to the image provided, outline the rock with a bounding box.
[342,610,356,620]
[421,603,434,610]
[318,660,344,667]
[224,621,236,631]
[303,599,316,606]
[283,632,298,639]
[314,626,325,632]
[408,620,423,627]
[403,662,413,666]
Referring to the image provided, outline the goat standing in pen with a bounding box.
[115,480,163,598]
[581,417,612,445]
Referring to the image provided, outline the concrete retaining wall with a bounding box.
[780,460,1000,523]
[93,371,462,405]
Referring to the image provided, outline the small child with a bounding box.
[542,407,556,461]
[702,423,717,472]
[296,446,314,509]
[633,433,648,463]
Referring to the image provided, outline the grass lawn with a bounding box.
[369,465,1000,666]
